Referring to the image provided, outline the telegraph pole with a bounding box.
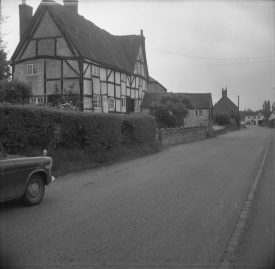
[272,1,275,99]
[237,95,240,128]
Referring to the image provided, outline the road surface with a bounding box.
[0,126,273,269]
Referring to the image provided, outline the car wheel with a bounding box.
[22,175,45,206]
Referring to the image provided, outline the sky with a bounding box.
[1,0,275,110]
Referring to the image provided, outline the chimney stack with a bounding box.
[222,87,227,98]
[19,0,33,40]
[63,0,78,14]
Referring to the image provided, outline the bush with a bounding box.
[121,113,156,145]
[0,79,32,104]
[214,114,230,125]
[0,104,158,172]
[150,93,192,128]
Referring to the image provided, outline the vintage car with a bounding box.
[0,144,55,206]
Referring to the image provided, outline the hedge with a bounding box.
[0,104,158,172]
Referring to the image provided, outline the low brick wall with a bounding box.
[213,128,226,136]
[157,126,212,146]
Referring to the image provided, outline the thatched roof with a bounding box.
[11,0,148,75]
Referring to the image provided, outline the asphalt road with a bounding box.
[232,128,275,269]
[0,126,273,269]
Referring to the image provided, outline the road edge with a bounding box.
[218,134,273,269]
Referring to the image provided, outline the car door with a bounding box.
[0,158,18,202]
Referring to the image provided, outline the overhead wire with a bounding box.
[147,46,273,67]
[148,46,273,62]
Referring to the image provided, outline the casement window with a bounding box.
[93,95,101,109]
[108,97,115,111]
[121,74,126,82]
[121,97,127,108]
[138,78,143,88]
[195,109,203,117]
[92,66,100,77]
[30,97,44,104]
[27,63,39,76]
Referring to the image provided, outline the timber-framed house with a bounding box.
[10,0,149,113]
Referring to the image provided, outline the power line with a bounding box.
[148,46,273,63]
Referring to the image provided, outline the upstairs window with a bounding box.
[27,63,39,76]
[92,66,100,77]
[121,74,126,82]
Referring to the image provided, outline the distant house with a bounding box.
[213,88,238,119]
[141,92,213,127]
[183,93,213,127]
[244,112,264,125]
[148,76,167,93]
[10,0,149,113]
[269,110,275,120]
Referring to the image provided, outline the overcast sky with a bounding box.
[2,0,275,110]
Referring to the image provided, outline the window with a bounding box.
[121,97,127,108]
[92,66,100,77]
[139,78,143,88]
[121,74,126,82]
[30,97,44,104]
[195,109,203,117]
[93,95,101,109]
[27,63,39,76]
[108,97,115,111]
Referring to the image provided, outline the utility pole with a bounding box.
[272,1,275,100]
[237,95,240,128]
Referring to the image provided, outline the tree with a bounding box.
[262,100,271,119]
[0,47,11,81]
[0,8,12,81]
[214,114,230,125]
[150,93,192,128]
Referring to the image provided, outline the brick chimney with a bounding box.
[19,0,33,40]
[222,87,227,98]
[63,0,78,13]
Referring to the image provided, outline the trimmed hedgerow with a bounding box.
[121,113,156,145]
[0,104,158,173]
[0,104,122,153]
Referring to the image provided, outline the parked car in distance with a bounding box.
[0,144,55,206]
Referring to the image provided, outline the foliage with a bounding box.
[262,100,271,120]
[0,13,12,81]
[214,114,231,125]
[0,104,158,172]
[0,79,32,104]
[150,93,192,128]
[121,113,156,145]
[0,48,11,81]
[47,89,81,111]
